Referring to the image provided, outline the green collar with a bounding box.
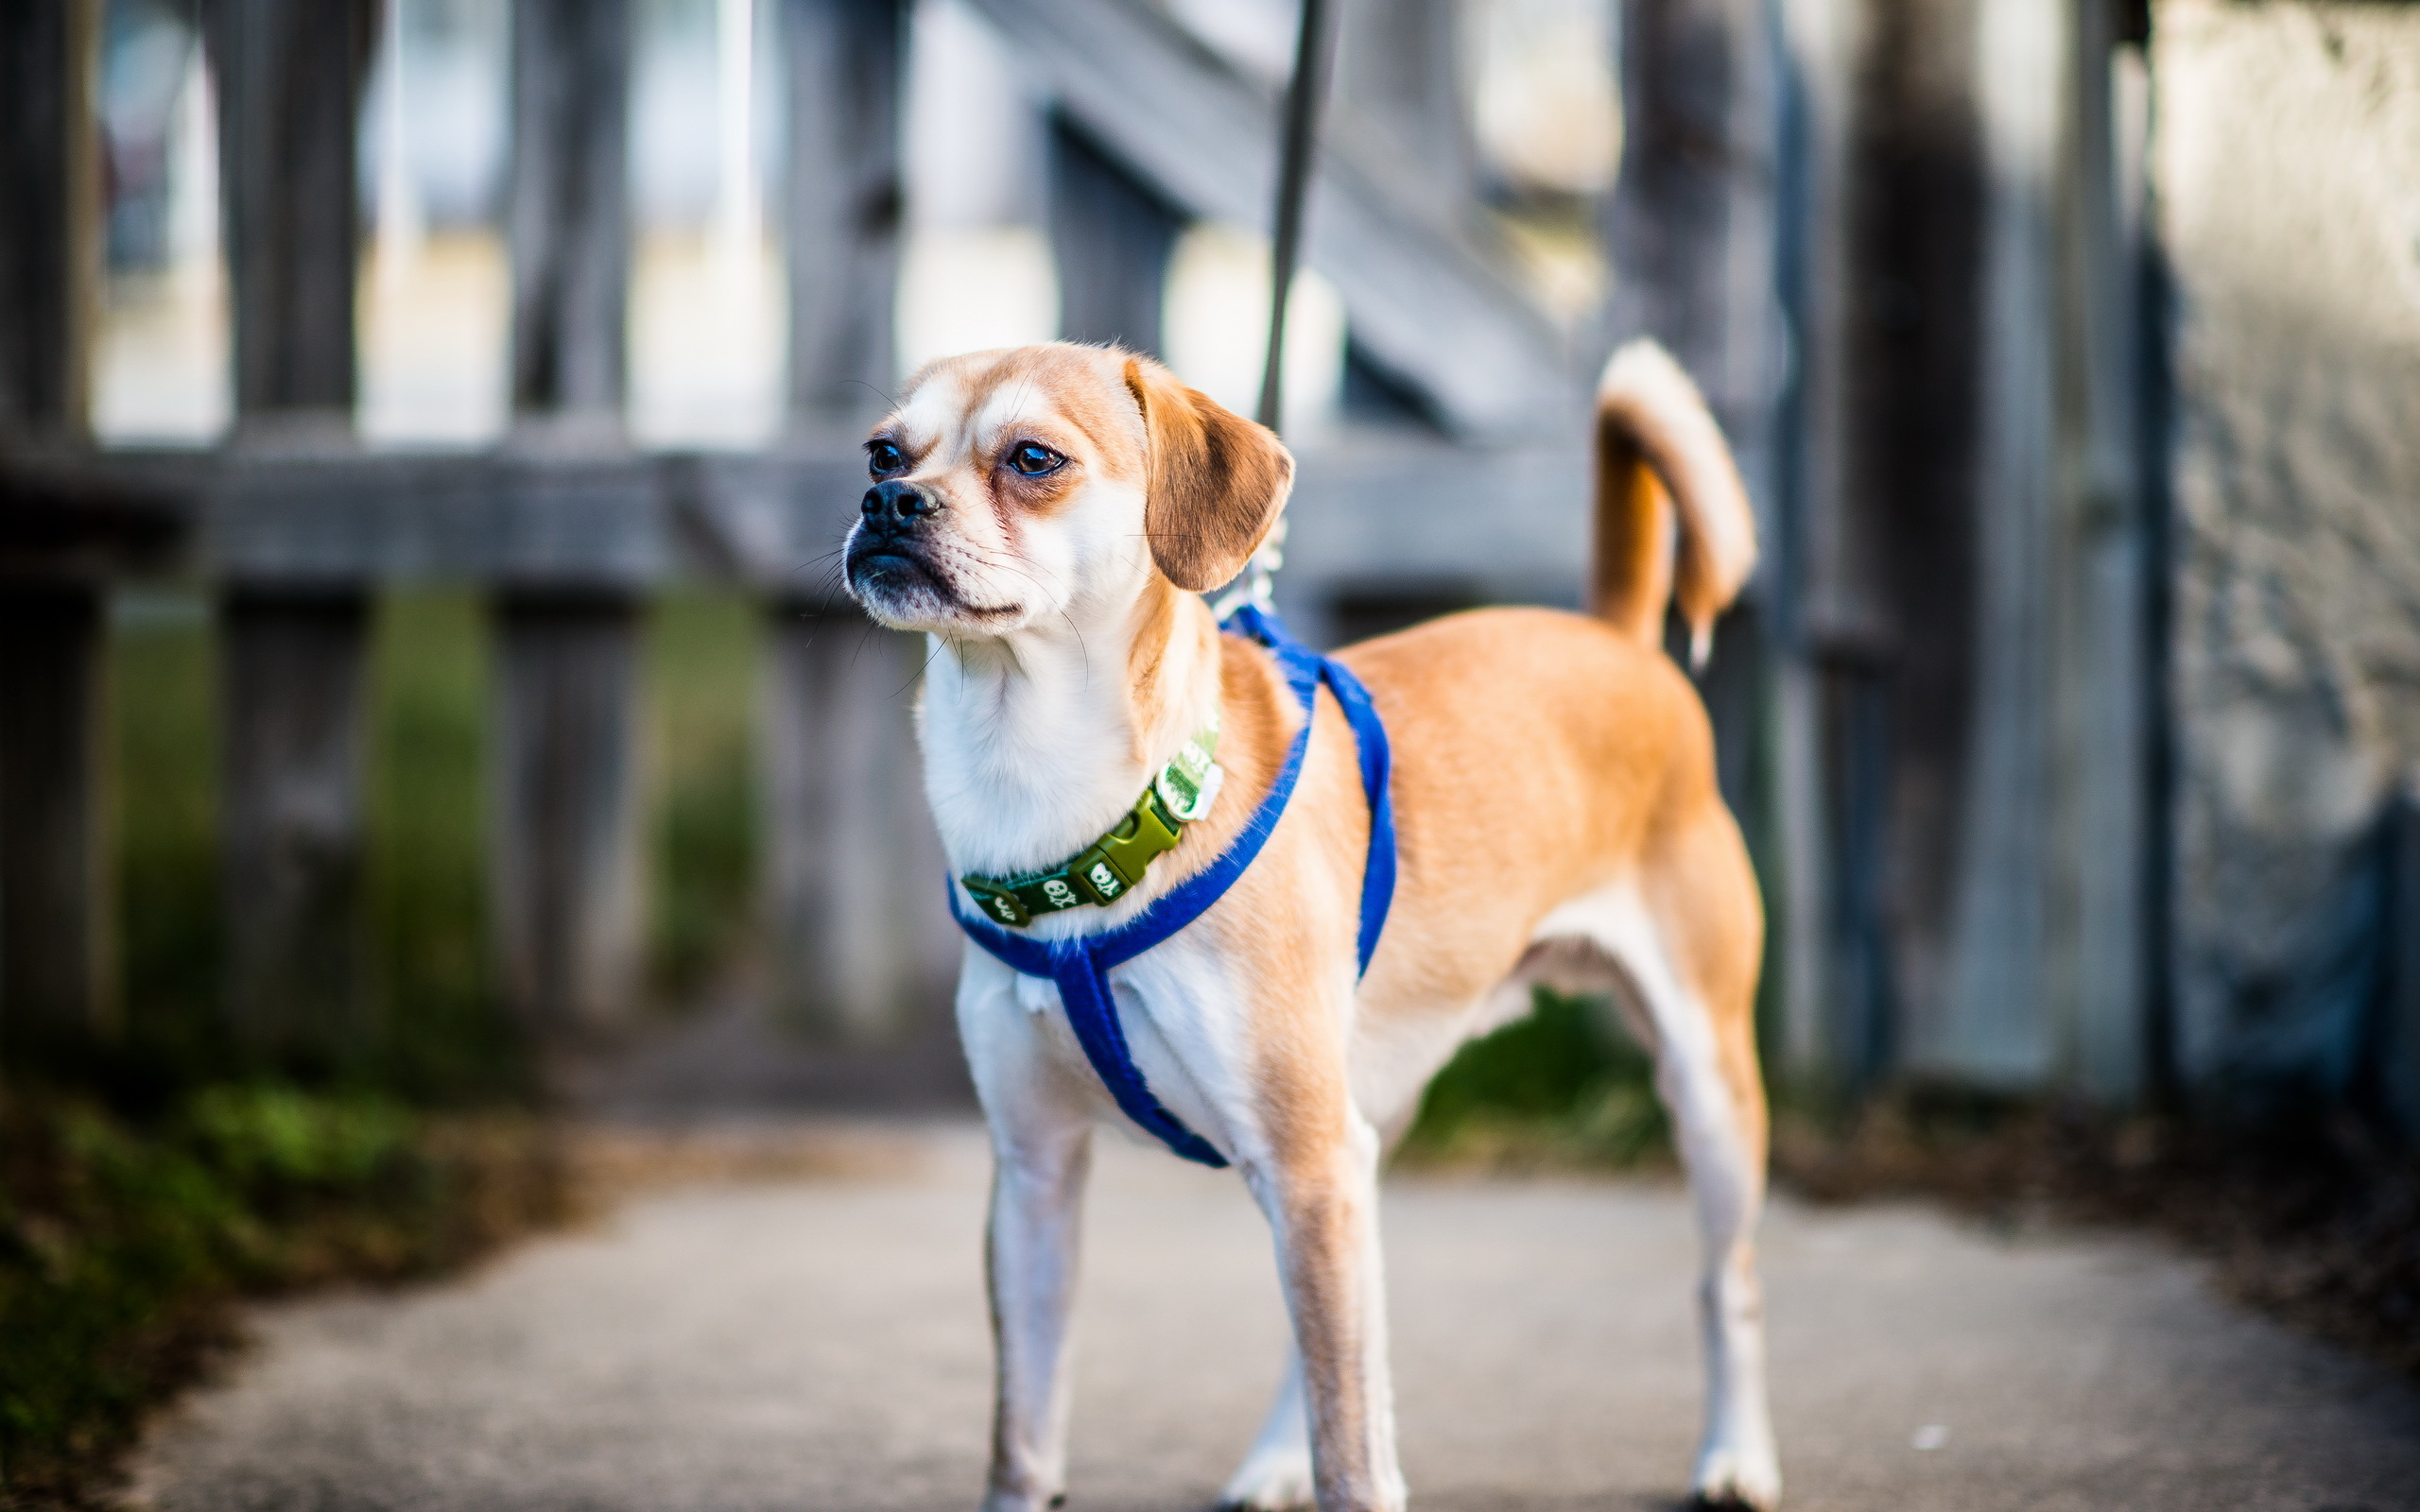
[960,718,1224,928]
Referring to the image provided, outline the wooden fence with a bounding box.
[1,0,1582,1074]
[0,0,964,1064]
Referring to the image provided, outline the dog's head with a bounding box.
[843,343,1293,636]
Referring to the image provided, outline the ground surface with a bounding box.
[125,1122,2420,1512]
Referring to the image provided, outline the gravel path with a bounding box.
[127,1122,2420,1512]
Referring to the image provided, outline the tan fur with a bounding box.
[1591,340,1759,665]
[852,339,1774,1512]
[1125,354,1296,591]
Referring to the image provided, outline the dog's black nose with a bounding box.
[861,480,937,524]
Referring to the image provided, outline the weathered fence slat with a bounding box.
[490,0,646,1051]
[762,610,953,1043]
[510,0,631,439]
[202,0,375,1058]
[491,593,644,1039]
[782,0,906,421]
[221,591,369,1056]
[0,0,99,442]
[0,584,110,1052]
[205,0,376,434]
[1048,115,1184,358]
[1334,0,1474,216]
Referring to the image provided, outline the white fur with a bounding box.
[1530,885,1781,1509]
[851,352,1776,1512]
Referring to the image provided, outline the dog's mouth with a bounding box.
[844,536,1020,629]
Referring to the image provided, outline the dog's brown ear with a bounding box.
[1124,355,1293,592]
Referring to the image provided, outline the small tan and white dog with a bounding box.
[842,339,1775,1512]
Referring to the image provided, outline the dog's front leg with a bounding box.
[980,1108,1092,1512]
[1246,1108,1405,1512]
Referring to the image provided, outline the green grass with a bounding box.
[106,594,222,1092]
[643,591,762,1004]
[0,1086,562,1507]
[0,588,776,1504]
[1399,989,1672,1170]
[363,592,522,1102]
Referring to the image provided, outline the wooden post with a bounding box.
[781,0,906,421]
[205,0,378,437]
[2055,0,2148,1105]
[490,593,644,1039]
[1334,0,1474,212]
[201,0,377,1059]
[1048,114,1184,357]
[220,591,369,1056]
[761,607,954,1044]
[0,584,111,1057]
[510,0,630,441]
[0,0,106,1067]
[1609,0,1804,1073]
[493,0,645,1046]
[0,0,100,443]
[1604,0,1781,467]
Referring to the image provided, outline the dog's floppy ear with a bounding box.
[1123,355,1293,593]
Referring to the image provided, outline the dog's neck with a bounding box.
[918,575,1223,879]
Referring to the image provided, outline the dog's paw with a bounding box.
[1687,1446,1781,1512]
[977,1490,1065,1512]
[1216,1447,1316,1511]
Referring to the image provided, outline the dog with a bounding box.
[843,339,1776,1512]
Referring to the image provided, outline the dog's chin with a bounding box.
[846,551,1023,635]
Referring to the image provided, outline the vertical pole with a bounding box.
[1604,0,1783,498]
[2059,0,2148,1105]
[207,0,378,438]
[496,0,644,1047]
[0,586,112,1059]
[1334,0,1473,208]
[782,0,905,421]
[0,0,106,1070]
[510,0,631,444]
[1835,0,1991,1079]
[1047,117,1184,361]
[761,610,951,1043]
[201,0,377,1060]
[768,0,933,1038]
[1611,0,1807,1076]
[0,0,101,443]
[491,593,644,1040]
[220,591,370,1057]
[1935,0,2071,1087]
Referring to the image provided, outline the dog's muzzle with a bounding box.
[846,481,945,602]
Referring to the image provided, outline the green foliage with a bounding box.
[364,592,521,1102]
[644,591,761,1002]
[107,594,221,1081]
[1400,989,1672,1169]
[0,1088,562,1505]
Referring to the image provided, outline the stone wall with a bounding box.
[2157,0,2420,1112]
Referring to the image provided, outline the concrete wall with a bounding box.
[2157,0,2420,1111]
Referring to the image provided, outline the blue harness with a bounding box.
[947,605,1397,1167]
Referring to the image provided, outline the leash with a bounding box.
[948,605,1394,1167]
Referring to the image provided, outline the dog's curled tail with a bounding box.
[1589,340,1758,669]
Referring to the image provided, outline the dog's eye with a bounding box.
[866,439,906,478]
[1007,442,1065,477]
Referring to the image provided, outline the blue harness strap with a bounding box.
[948,606,1395,1167]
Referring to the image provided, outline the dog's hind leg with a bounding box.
[1219,1346,1313,1511]
[1550,834,1778,1509]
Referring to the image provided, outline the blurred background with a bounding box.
[1,0,2418,1487]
